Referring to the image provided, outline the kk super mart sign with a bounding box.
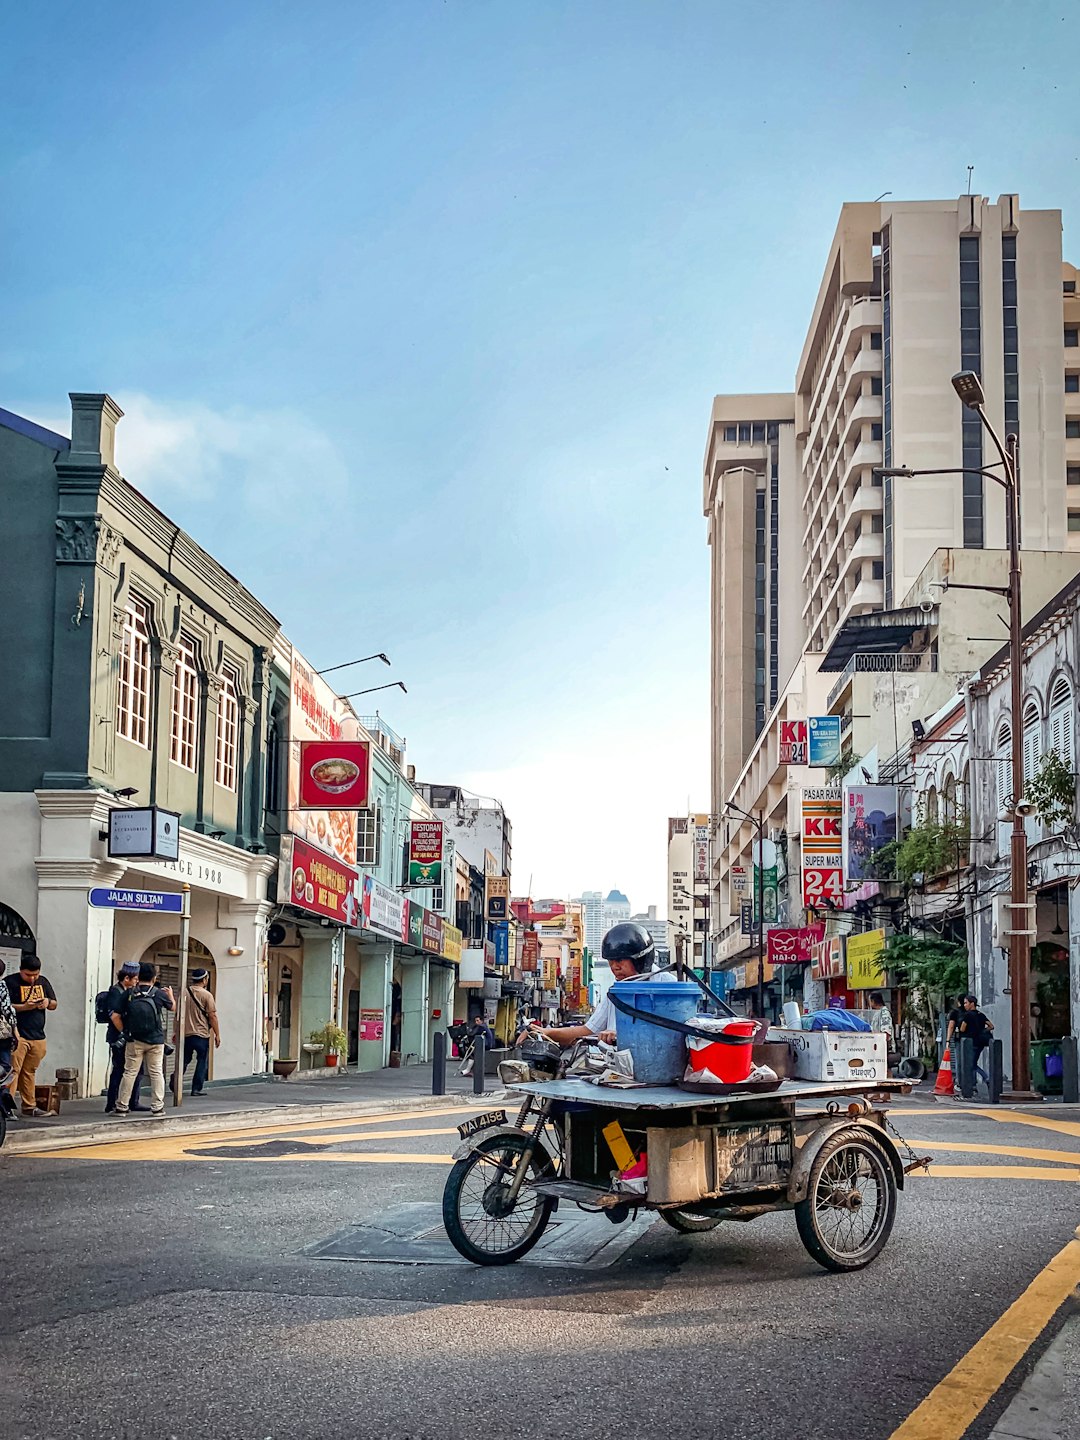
[801,787,843,907]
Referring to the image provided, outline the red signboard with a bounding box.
[767,925,826,964]
[811,936,845,980]
[522,932,539,972]
[421,910,444,956]
[779,720,807,766]
[282,836,358,924]
[802,866,844,907]
[298,740,371,810]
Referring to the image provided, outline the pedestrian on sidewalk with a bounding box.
[959,995,994,1089]
[103,963,148,1113]
[0,958,20,1122]
[868,992,898,1073]
[112,962,174,1118]
[182,968,220,1096]
[3,955,58,1117]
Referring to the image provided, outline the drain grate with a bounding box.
[306,1201,654,1268]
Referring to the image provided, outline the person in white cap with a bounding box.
[182,968,220,1096]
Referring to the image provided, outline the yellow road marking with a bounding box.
[892,1106,1080,1141]
[887,1235,1080,1439]
[25,1141,457,1163]
[907,1139,1080,1167]
[181,1124,461,1151]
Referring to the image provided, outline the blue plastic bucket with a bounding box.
[612,981,702,1084]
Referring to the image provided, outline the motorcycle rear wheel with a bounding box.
[442,1131,555,1266]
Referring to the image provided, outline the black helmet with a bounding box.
[602,922,654,973]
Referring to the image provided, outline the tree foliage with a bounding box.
[1025,750,1076,830]
[885,932,969,1064]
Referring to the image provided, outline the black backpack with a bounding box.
[94,990,113,1025]
[125,987,161,1043]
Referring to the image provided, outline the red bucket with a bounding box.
[687,1018,759,1083]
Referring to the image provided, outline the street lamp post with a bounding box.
[874,369,1037,1098]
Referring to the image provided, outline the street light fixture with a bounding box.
[874,371,1035,1098]
[317,653,392,676]
[343,681,408,700]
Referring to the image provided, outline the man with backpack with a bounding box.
[99,963,149,1114]
[111,962,174,1118]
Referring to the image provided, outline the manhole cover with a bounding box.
[306,1201,654,1268]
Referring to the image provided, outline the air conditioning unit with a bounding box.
[406,764,416,783]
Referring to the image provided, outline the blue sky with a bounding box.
[3,1,1078,909]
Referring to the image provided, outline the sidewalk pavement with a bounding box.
[2,1062,505,1155]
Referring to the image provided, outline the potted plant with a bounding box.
[309,1022,348,1067]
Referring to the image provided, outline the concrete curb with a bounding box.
[2,1089,508,1156]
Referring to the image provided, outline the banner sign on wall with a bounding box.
[779,720,808,765]
[694,824,710,882]
[730,864,748,895]
[808,716,842,768]
[493,921,509,967]
[361,874,409,943]
[766,925,825,965]
[801,787,844,908]
[298,739,371,811]
[408,820,444,887]
[289,652,360,866]
[810,935,845,980]
[846,928,887,988]
[442,924,462,965]
[280,835,359,925]
[421,909,444,956]
[358,1008,384,1041]
[843,785,898,883]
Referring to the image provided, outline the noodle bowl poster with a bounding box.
[299,740,371,810]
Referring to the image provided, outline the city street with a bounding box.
[3,1096,1078,1440]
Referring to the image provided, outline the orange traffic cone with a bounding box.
[934,1047,956,1097]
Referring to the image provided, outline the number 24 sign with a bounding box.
[802,866,843,904]
[780,720,807,766]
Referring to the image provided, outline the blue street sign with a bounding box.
[88,888,184,913]
[492,921,509,967]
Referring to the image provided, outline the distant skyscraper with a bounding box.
[575,888,632,956]
[603,889,631,932]
[630,905,669,964]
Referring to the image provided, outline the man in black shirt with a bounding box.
[112,962,174,1118]
[959,995,995,1086]
[104,963,148,1113]
[3,955,57,1117]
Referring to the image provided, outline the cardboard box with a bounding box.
[769,1028,886,1082]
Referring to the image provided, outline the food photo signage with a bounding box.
[279,835,359,925]
[408,819,444,886]
[298,739,370,811]
[289,651,361,867]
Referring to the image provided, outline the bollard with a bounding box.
[988,1038,1004,1104]
[472,1036,486,1096]
[1062,1035,1079,1105]
[957,1037,975,1100]
[432,1030,447,1097]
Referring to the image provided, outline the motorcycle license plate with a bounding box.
[457,1109,507,1140]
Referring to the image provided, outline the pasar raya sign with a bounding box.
[408,820,444,886]
[280,836,358,925]
[801,787,843,907]
[298,739,371,811]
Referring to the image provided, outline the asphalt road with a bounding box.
[2,1097,1077,1440]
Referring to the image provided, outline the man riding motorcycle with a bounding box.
[521,921,654,1048]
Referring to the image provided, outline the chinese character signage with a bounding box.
[779,719,807,765]
[298,739,370,811]
[843,785,898,883]
[846,928,886,988]
[486,875,510,921]
[730,864,748,895]
[408,820,444,887]
[279,835,359,925]
[421,909,444,955]
[693,824,709,882]
[766,926,824,964]
[808,716,842,768]
[522,932,540,971]
[739,901,753,935]
[288,652,360,866]
[442,924,462,965]
[801,787,843,908]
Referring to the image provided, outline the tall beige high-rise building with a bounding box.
[705,193,1077,819]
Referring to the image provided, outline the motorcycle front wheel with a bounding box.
[442,1131,555,1266]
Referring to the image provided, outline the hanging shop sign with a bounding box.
[421,909,444,956]
[442,923,462,965]
[485,874,510,921]
[522,932,540,972]
[739,902,753,936]
[493,921,509,967]
[843,785,899,884]
[107,807,181,863]
[730,864,748,895]
[361,874,409,943]
[846,928,887,989]
[408,819,444,887]
[298,739,371,811]
[766,926,824,965]
[808,716,842,768]
[288,651,359,866]
[279,835,358,925]
[408,902,424,951]
[810,935,845,980]
[779,719,807,766]
[801,787,843,907]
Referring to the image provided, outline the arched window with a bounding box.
[1022,700,1041,784]
[941,773,956,823]
[1048,675,1075,771]
[994,721,1012,814]
[925,786,939,823]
